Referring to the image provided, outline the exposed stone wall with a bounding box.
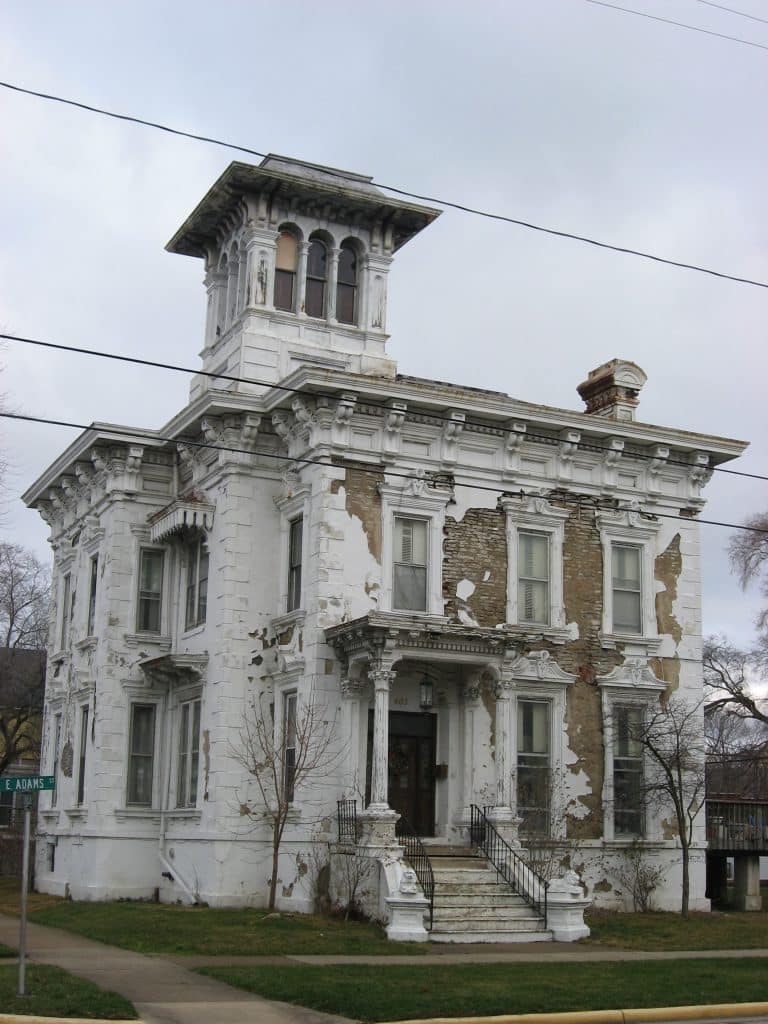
[442,508,507,627]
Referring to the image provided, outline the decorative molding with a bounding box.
[149,498,215,543]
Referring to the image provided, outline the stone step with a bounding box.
[433,881,517,896]
[430,926,553,944]
[433,904,539,922]
[432,915,546,933]
[434,893,529,909]
[421,844,475,858]
[429,856,484,870]
[431,868,502,884]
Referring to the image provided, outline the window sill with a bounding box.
[599,632,662,653]
[64,808,86,821]
[40,810,60,823]
[124,633,172,649]
[114,807,162,823]
[502,623,573,645]
[163,808,202,822]
[181,624,206,639]
[271,609,306,632]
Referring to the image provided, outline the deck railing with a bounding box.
[706,800,768,853]
[469,804,548,926]
[336,799,360,844]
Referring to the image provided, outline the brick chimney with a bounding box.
[577,359,647,422]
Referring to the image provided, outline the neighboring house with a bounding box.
[0,647,45,874]
[23,155,746,936]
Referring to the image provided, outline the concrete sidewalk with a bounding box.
[0,913,352,1024]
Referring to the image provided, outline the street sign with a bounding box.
[0,775,55,793]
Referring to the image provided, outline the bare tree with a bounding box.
[231,689,339,911]
[703,636,768,729]
[0,543,49,775]
[633,697,707,917]
[729,512,768,638]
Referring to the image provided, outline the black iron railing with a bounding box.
[707,800,768,853]
[469,804,548,926]
[395,814,435,929]
[337,799,359,844]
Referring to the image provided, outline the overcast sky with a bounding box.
[1,0,766,647]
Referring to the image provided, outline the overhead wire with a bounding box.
[4,410,766,535]
[583,0,768,51]
[0,79,767,290]
[2,331,762,483]
[691,0,768,27]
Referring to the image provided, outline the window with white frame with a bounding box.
[137,549,164,633]
[86,555,99,636]
[502,497,567,631]
[613,705,644,836]
[287,517,303,613]
[127,704,156,807]
[60,573,73,649]
[51,713,62,807]
[393,517,428,612]
[176,698,201,807]
[517,699,551,835]
[518,532,550,626]
[282,691,298,803]
[184,537,209,631]
[76,705,89,806]
[597,510,661,644]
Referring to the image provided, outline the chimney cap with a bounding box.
[577,359,647,422]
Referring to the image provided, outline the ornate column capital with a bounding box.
[368,668,396,692]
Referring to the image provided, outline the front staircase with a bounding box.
[425,845,551,943]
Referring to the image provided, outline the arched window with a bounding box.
[336,241,358,325]
[274,231,298,311]
[305,238,327,318]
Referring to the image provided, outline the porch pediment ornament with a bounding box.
[506,650,576,685]
[149,498,215,543]
[139,653,208,687]
[596,656,665,692]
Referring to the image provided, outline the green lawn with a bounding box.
[585,907,768,949]
[0,942,15,957]
[0,964,136,1019]
[0,879,418,956]
[201,958,768,1023]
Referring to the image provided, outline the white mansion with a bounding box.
[25,155,746,941]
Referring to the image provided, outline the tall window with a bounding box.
[518,532,549,625]
[517,700,550,835]
[137,549,164,633]
[393,517,428,612]
[177,698,201,808]
[274,231,298,311]
[127,704,155,806]
[87,555,98,635]
[51,713,62,807]
[287,517,303,613]
[77,706,89,806]
[60,573,72,649]
[336,241,358,324]
[185,537,209,630]
[305,238,327,318]
[614,706,644,835]
[612,544,642,634]
[283,692,297,803]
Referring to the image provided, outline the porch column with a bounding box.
[459,673,483,823]
[368,667,395,812]
[489,663,521,846]
[340,677,365,796]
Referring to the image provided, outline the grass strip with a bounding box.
[0,963,137,1019]
[199,958,768,1023]
[585,907,768,949]
[0,942,16,958]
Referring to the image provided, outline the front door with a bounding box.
[386,711,436,836]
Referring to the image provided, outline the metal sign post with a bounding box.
[1,776,56,998]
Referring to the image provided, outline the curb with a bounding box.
[0,1018,138,1024]
[381,1003,768,1024]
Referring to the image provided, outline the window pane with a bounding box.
[613,590,641,634]
[305,278,325,318]
[274,269,295,311]
[287,519,303,612]
[613,545,640,589]
[338,244,357,285]
[138,550,163,633]
[307,239,327,279]
[519,579,548,624]
[128,705,155,806]
[520,533,548,580]
[336,283,356,324]
[395,518,427,565]
[393,563,427,611]
[276,232,298,271]
[518,701,549,755]
[88,556,98,635]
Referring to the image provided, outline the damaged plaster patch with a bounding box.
[450,485,501,523]
[456,579,476,602]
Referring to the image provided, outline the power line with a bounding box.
[583,0,768,51]
[1,79,767,291]
[3,409,766,535]
[692,0,768,27]
[1,331,761,482]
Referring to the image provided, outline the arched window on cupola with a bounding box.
[274,230,298,311]
[336,240,358,325]
[305,237,327,318]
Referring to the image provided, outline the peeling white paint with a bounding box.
[456,578,476,602]
[450,485,499,523]
[482,570,491,582]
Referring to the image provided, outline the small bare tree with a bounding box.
[231,689,339,911]
[633,697,707,917]
[609,840,665,912]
